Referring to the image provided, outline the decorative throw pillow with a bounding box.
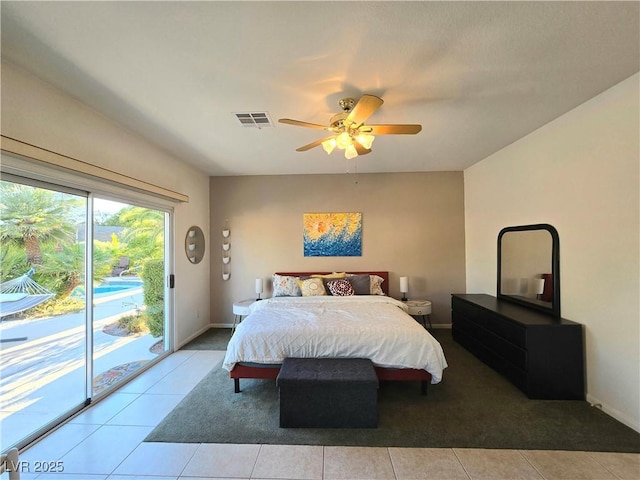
[346,274,371,295]
[297,277,327,296]
[272,274,301,297]
[370,274,385,295]
[326,278,355,296]
[312,272,346,279]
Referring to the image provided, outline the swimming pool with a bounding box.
[71,280,142,298]
[94,285,137,294]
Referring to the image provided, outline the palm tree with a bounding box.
[0,243,28,282]
[0,181,78,265]
[118,207,165,260]
[36,242,111,297]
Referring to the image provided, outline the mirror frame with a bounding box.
[497,223,561,317]
[185,226,205,264]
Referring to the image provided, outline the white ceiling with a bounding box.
[1,1,638,176]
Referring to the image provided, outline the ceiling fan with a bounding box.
[278,94,422,159]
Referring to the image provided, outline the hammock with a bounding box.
[0,269,54,317]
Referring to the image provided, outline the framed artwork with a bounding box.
[303,212,362,257]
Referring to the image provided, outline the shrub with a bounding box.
[117,314,149,334]
[31,296,85,318]
[141,259,164,337]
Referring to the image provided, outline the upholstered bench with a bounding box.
[276,357,378,428]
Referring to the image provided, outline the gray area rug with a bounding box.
[182,328,231,350]
[146,330,640,451]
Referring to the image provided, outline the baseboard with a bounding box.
[586,393,640,433]
[432,323,452,329]
[210,322,234,329]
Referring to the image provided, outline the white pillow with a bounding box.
[297,277,327,296]
[370,274,385,295]
[272,274,301,297]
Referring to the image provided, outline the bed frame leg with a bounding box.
[234,378,240,393]
[421,380,428,396]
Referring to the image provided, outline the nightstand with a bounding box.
[232,299,254,332]
[405,300,432,329]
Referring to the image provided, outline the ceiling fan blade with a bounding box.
[365,124,422,135]
[296,135,336,152]
[279,118,329,130]
[345,94,384,128]
[354,142,372,156]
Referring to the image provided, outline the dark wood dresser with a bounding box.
[451,294,584,400]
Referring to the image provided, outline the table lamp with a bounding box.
[400,276,409,301]
[255,278,263,301]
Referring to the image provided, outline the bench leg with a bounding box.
[234,378,240,393]
[421,380,428,396]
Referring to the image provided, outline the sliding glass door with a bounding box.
[0,174,173,451]
[91,198,170,397]
[0,177,89,450]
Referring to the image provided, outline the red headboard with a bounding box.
[274,271,390,296]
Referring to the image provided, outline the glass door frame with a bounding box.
[0,172,91,451]
[85,195,95,401]
[87,194,175,402]
[1,158,176,450]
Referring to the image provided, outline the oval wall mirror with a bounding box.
[497,223,560,317]
[185,226,205,264]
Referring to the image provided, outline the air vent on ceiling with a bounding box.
[234,112,274,128]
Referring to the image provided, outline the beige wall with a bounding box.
[464,73,640,431]
[209,172,466,326]
[1,60,212,348]
[8,52,636,433]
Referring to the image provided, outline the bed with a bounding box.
[223,271,448,394]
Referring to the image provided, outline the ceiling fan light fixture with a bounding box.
[335,131,352,150]
[279,94,421,158]
[322,137,337,154]
[356,133,375,150]
[345,143,358,160]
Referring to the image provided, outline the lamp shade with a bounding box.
[322,138,337,154]
[344,143,358,159]
[335,131,352,149]
[255,278,263,294]
[399,276,409,293]
[356,133,375,149]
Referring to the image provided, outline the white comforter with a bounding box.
[222,296,448,383]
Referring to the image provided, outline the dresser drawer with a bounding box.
[452,311,480,336]
[451,296,485,325]
[484,315,526,347]
[478,327,527,370]
[496,359,527,392]
[453,296,526,346]
[454,310,527,370]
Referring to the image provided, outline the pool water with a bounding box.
[71,281,142,298]
[94,285,135,294]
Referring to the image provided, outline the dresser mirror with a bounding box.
[497,223,560,316]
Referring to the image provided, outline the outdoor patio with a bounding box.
[0,283,165,450]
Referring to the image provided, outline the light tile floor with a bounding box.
[4,349,639,480]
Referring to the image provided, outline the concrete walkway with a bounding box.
[0,287,166,450]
